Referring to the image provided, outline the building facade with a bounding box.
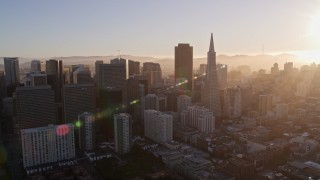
[21,124,75,168]
[144,110,173,143]
[63,84,96,123]
[114,113,132,154]
[175,44,193,90]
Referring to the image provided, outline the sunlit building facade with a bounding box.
[21,124,75,168]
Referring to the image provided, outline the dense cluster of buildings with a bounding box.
[1,33,320,179]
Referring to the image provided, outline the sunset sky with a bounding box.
[1,0,320,58]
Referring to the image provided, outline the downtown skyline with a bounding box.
[1,0,320,59]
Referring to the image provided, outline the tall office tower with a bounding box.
[202,34,221,118]
[46,59,64,123]
[98,63,127,105]
[142,62,163,88]
[271,63,280,75]
[175,44,193,90]
[193,75,206,103]
[177,95,192,113]
[25,72,47,86]
[128,60,140,76]
[199,64,207,75]
[114,113,132,154]
[95,60,103,83]
[127,75,148,105]
[258,95,273,115]
[185,106,215,133]
[72,65,93,84]
[4,57,20,96]
[21,124,75,168]
[63,66,71,84]
[222,87,242,118]
[15,86,56,130]
[77,112,95,152]
[46,59,63,102]
[63,84,96,123]
[31,60,41,72]
[144,110,173,144]
[217,64,228,90]
[126,75,148,121]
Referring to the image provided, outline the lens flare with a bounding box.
[75,121,82,128]
[56,124,70,136]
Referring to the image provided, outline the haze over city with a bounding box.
[1,0,320,60]
[2,1,320,180]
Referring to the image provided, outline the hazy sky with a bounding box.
[1,0,320,58]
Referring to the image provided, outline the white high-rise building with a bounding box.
[114,113,132,154]
[21,124,75,168]
[186,106,215,133]
[78,112,95,151]
[177,95,192,113]
[144,110,173,144]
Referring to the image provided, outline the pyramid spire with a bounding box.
[209,33,214,52]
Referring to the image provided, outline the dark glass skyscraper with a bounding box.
[4,57,20,97]
[175,44,193,90]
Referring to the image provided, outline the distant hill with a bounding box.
[0,53,310,75]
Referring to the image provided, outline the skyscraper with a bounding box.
[114,113,132,154]
[46,59,63,102]
[95,60,103,80]
[72,65,93,84]
[217,64,228,90]
[128,60,140,76]
[15,85,56,130]
[4,57,20,96]
[77,112,96,152]
[144,110,173,144]
[63,84,96,123]
[142,62,163,88]
[98,63,127,105]
[31,60,41,72]
[202,34,221,118]
[175,44,193,90]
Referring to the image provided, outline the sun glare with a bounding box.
[308,13,320,43]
